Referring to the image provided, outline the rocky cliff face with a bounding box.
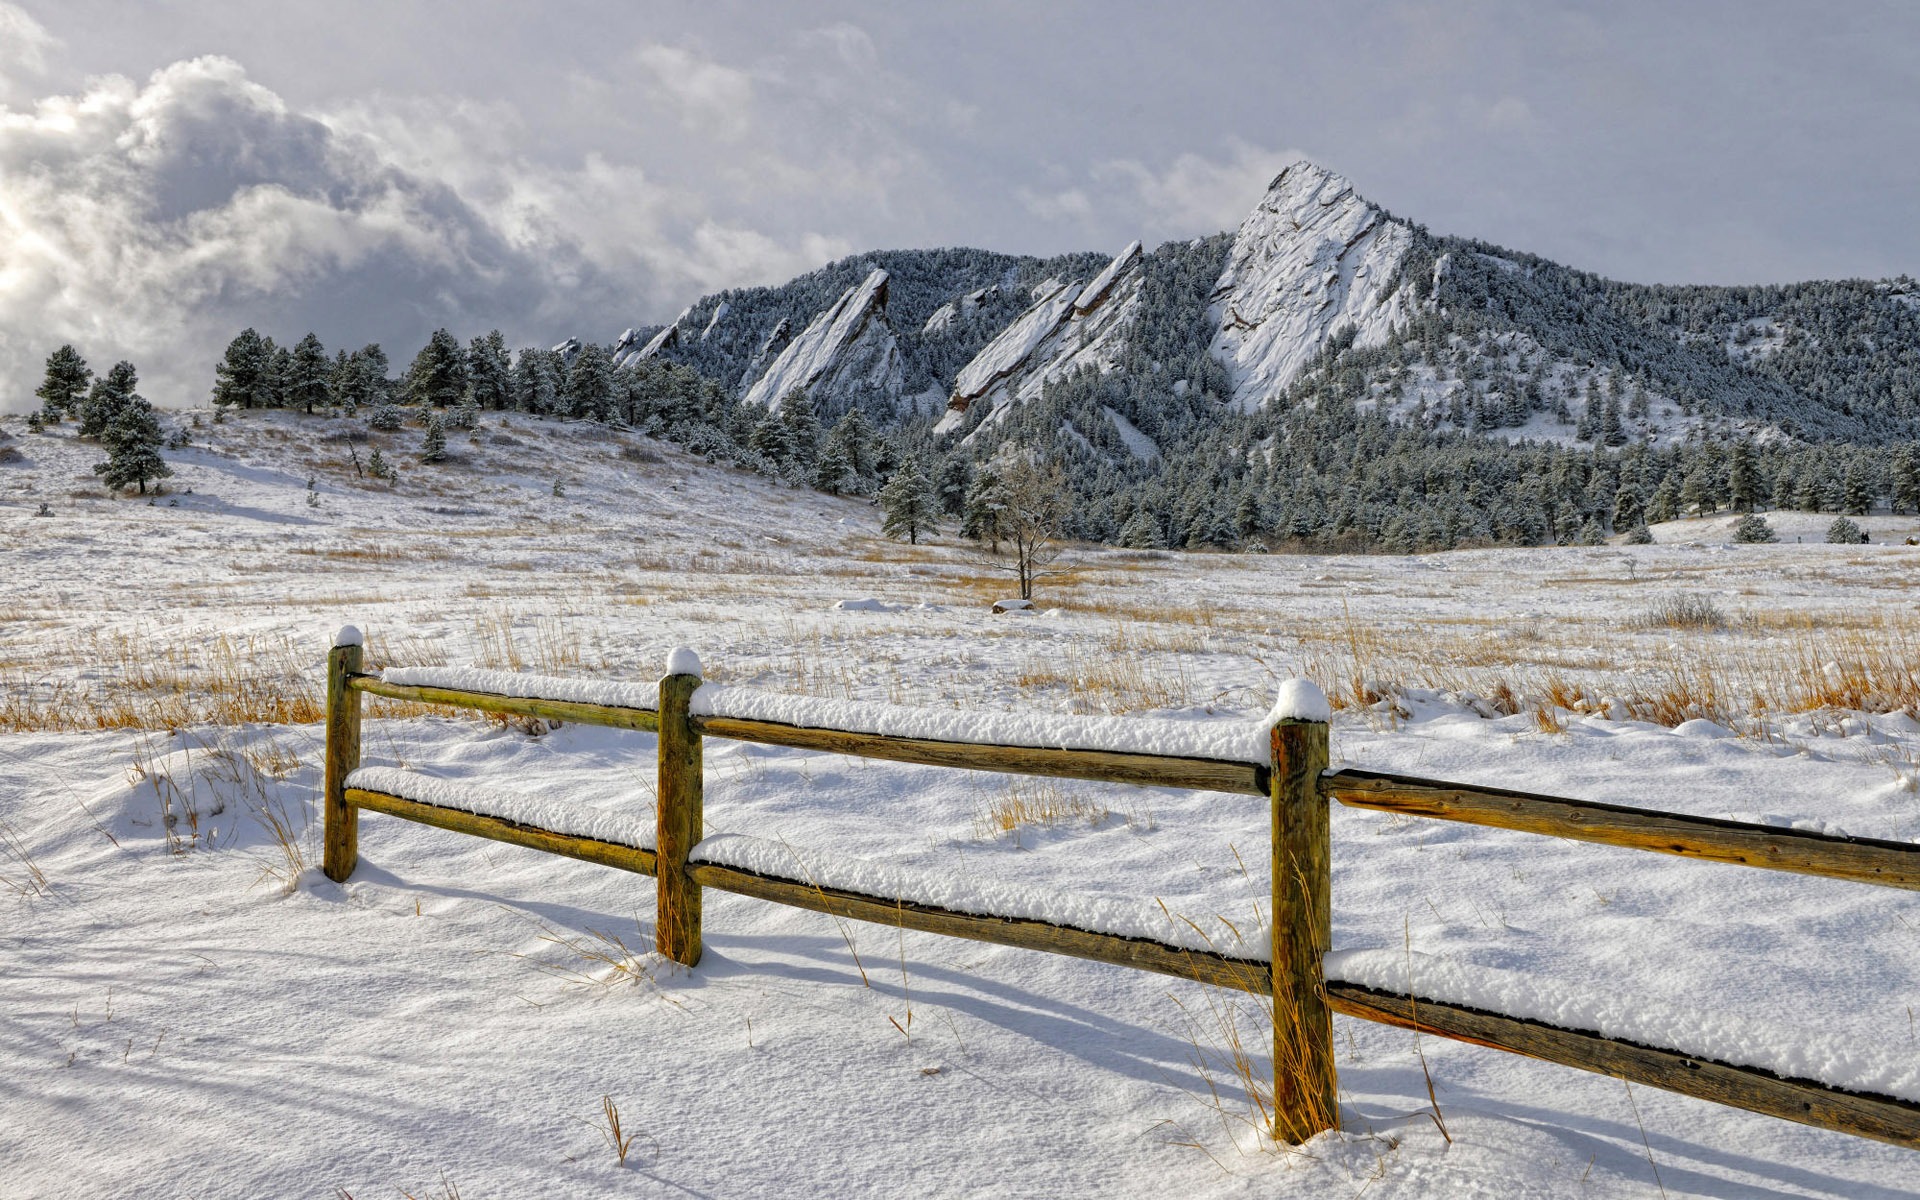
[934,240,1143,438]
[742,267,903,416]
[1208,161,1418,408]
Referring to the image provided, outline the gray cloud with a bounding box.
[0,42,849,410]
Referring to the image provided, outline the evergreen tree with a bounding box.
[212,328,273,411]
[813,436,861,495]
[90,376,171,495]
[405,329,469,408]
[961,464,1005,552]
[1611,485,1643,532]
[748,408,793,471]
[1599,396,1625,447]
[564,343,616,421]
[879,453,938,545]
[264,341,291,409]
[1117,509,1162,548]
[467,331,513,410]
[366,403,404,432]
[935,453,973,516]
[1842,457,1875,515]
[816,408,878,495]
[1827,516,1865,544]
[287,332,331,414]
[1625,524,1654,545]
[77,361,139,440]
[367,447,393,480]
[420,412,448,463]
[35,345,91,421]
[1727,440,1758,512]
[1892,446,1920,514]
[333,344,390,413]
[1647,474,1682,524]
[511,346,559,414]
[776,391,821,481]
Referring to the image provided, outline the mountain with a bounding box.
[510,161,1920,553]
[608,160,1918,457]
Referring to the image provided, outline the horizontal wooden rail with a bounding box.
[686,859,1270,992]
[325,633,1920,1154]
[347,787,658,877]
[693,714,1268,796]
[1324,980,1920,1151]
[349,674,660,734]
[1324,768,1920,891]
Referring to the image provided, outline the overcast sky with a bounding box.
[2,1,1916,410]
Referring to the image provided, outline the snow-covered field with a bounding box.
[3,410,1920,1197]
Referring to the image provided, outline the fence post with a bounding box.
[1269,680,1336,1143]
[323,626,365,883]
[657,648,705,967]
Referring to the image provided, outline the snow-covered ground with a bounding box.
[3,410,1920,1197]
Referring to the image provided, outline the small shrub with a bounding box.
[1636,593,1727,631]
[366,404,403,432]
[1732,514,1777,543]
[1827,516,1865,544]
[1625,524,1654,545]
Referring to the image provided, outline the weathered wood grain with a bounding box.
[656,671,704,967]
[1325,768,1920,890]
[686,860,1272,991]
[1272,719,1337,1143]
[346,787,658,876]
[347,675,660,733]
[692,714,1267,796]
[323,643,363,882]
[1324,980,1920,1150]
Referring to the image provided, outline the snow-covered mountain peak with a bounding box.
[1208,160,1418,407]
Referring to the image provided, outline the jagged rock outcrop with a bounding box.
[1208,161,1417,408]
[737,318,792,391]
[742,267,903,415]
[934,240,1143,438]
[610,322,678,369]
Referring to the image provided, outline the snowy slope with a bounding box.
[742,267,904,416]
[7,412,1920,1194]
[1209,161,1418,409]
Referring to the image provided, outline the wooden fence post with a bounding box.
[323,626,365,883]
[657,648,705,967]
[1270,681,1336,1143]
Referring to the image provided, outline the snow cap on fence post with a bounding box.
[1268,678,1330,725]
[333,624,364,649]
[665,647,703,678]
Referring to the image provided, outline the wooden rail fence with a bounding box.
[322,630,1920,1151]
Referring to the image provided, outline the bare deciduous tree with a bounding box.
[970,454,1069,600]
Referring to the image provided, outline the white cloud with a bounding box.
[0,55,847,410]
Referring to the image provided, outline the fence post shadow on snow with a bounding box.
[322,626,1920,1152]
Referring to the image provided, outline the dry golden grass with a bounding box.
[1014,641,1195,714]
[973,778,1108,840]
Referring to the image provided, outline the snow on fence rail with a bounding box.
[321,629,1920,1151]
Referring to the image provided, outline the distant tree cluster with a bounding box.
[31,344,172,495]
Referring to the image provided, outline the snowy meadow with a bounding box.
[4,410,1920,1197]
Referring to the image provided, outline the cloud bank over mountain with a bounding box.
[0,31,848,408]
